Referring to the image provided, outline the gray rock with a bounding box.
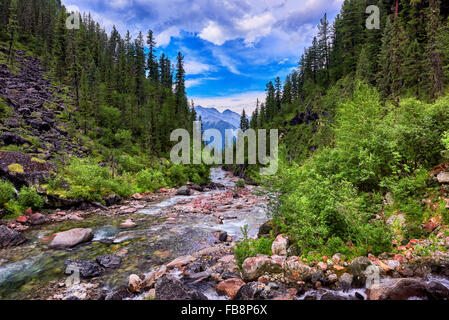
[234,282,265,300]
[64,259,103,278]
[96,255,121,269]
[155,275,208,300]
[348,257,372,287]
[176,186,191,196]
[437,172,449,184]
[0,225,27,248]
[49,228,94,249]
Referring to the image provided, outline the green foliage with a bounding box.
[17,186,44,210]
[0,179,15,207]
[235,179,245,189]
[234,225,274,269]
[442,131,449,159]
[0,98,12,120]
[136,169,167,193]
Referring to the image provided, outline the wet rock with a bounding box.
[105,285,130,300]
[29,212,46,225]
[104,194,121,207]
[258,221,273,238]
[64,259,103,278]
[96,255,121,269]
[167,255,195,269]
[348,256,372,287]
[320,292,347,300]
[155,275,208,300]
[191,184,204,192]
[128,274,143,293]
[119,219,136,229]
[425,281,449,300]
[49,228,94,249]
[437,172,449,184]
[234,282,265,300]
[338,273,353,291]
[0,225,27,248]
[214,231,228,242]
[271,234,288,256]
[242,257,283,281]
[283,256,313,282]
[216,278,246,299]
[368,278,428,300]
[176,186,191,196]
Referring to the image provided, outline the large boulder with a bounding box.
[348,256,372,287]
[369,278,449,300]
[49,228,94,249]
[155,275,208,300]
[283,256,313,282]
[0,225,27,248]
[271,234,288,256]
[242,256,283,281]
[0,151,56,188]
[176,186,191,196]
[234,282,265,300]
[216,278,246,299]
[64,259,103,278]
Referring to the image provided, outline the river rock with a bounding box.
[242,256,283,281]
[167,255,195,269]
[258,221,273,238]
[30,213,46,225]
[283,256,313,282]
[104,194,122,207]
[128,274,143,293]
[155,275,207,300]
[338,273,353,291]
[437,172,449,184]
[119,219,136,229]
[216,278,246,299]
[271,234,288,256]
[0,225,27,248]
[96,255,121,269]
[348,256,372,287]
[64,259,103,278]
[425,281,449,300]
[234,282,265,300]
[369,278,428,300]
[176,186,191,196]
[49,228,94,248]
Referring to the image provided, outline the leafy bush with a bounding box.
[52,158,136,201]
[17,186,44,210]
[0,179,15,207]
[136,169,167,192]
[234,225,274,268]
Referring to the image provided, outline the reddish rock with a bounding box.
[49,228,94,249]
[317,261,327,271]
[369,278,427,300]
[257,275,270,284]
[271,234,289,256]
[167,255,194,269]
[394,254,407,264]
[216,278,246,299]
[242,256,283,281]
[24,208,32,215]
[423,217,439,233]
[16,216,28,223]
[30,213,45,225]
[119,219,136,228]
[283,256,313,282]
[132,193,144,200]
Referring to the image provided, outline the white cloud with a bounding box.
[184,60,215,75]
[192,91,265,114]
[199,21,231,46]
[155,26,180,47]
[186,77,220,88]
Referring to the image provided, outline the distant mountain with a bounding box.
[195,106,247,149]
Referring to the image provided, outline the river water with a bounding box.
[0,168,268,300]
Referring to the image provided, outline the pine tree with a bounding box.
[6,0,19,66]
[53,7,67,81]
[240,109,249,131]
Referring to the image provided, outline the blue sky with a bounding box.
[62,0,343,113]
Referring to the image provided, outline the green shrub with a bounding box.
[17,186,44,210]
[136,169,167,192]
[234,225,274,269]
[166,164,188,187]
[0,179,15,207]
